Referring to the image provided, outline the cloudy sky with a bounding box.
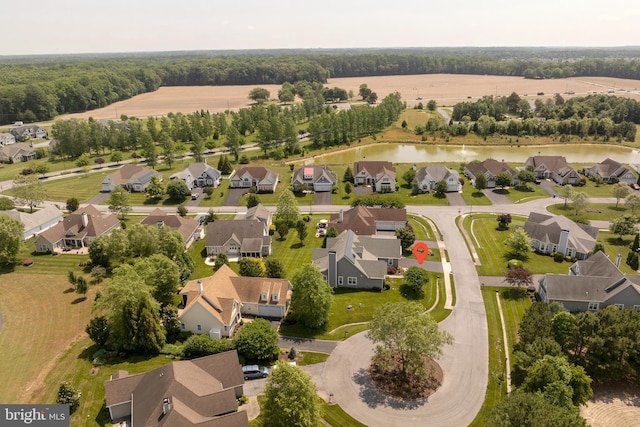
[4,0,639,55]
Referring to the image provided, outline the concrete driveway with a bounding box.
[314,192,332,205]
[445,192,466,206]
[483,188,511,204]
[224,188,247,206]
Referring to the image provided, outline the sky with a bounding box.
[3,0,640,56]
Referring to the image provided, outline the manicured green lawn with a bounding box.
[3,171,110,203]
[408,214,436,240]
[460,177,492,206]
[297,351,330,365]
[321,401,367,427]
[469,287,530,427]
[463,214,575,276]
[547,202,630,222]
[598,230,638,274]
[502,184,549,204]
[549,179,626,198]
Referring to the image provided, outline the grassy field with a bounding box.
[547,202,630,222]
[469,286,531,427]
[0,274,95,405]
[463,214,576,276]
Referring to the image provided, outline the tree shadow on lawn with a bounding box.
[289,242,304,249]
[352,367,427,410]
[71,296,87,304]
[500,288,528,300]
[63,287,75,294]
[606,236,633,247]
[492,189,509,195]
[77,344,160,366]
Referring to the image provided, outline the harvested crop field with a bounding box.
[581,383,640,427]
[60,74,640,120]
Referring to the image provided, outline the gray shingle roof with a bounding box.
[524,213,598,254]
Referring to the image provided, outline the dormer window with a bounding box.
[261,293,268,302]
[272,293,279,302]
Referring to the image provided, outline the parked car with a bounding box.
[191,192,199,200]
[630,183,640,190]
[242,365,269,380]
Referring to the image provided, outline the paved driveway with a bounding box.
[314,192,332,205]
[85,192,110,205]
[445,192,466,206]
[483,188,511,204]
[539,180,557,196]
[224,188,246,206]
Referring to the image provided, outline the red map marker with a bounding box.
[413,242,429,265]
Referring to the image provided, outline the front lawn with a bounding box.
[547,202,630,222]
[502,184,549,204]
[463,214,575,276]
[280,271,443,340]
[460,177,492,206]
[5,170,111,203]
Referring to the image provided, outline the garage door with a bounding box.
[258,305,283,318]
[315,183,333,192]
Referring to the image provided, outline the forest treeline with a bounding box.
[2,48,640,124]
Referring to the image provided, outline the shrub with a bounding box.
[553,252,564,262]
[56,382,80,413]
[507,259,523,269]
[387,265,397,275]
[288,347,297,360]
[238,395,250,405]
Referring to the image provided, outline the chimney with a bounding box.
[197,279,203,295]
[338,209,343,223]
[615,253,622,268]
[81,212,88,228]
[162,398,171,415]
[558,229,569,256]
[328,251,337,288]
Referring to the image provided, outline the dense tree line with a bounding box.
[2,49,640,124]
[307,92,404,147]
[447,94,639,142]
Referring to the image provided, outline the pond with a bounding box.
[309,143,640,166]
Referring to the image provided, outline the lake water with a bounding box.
[309,143,640,166]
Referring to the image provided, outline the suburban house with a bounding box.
[328,206,407,236]
[179,265,291,337]
[10,125,47,141]
[464,159,517,188]
[0,142,37,163]
[140,208,202,248]
[169,162,221,190]
[104,351,248,427]
[539,251,640,312]
[205,220,271,259]
[584,158,637,185]
[229,167,278,193]
[523,212,598,260]
[4,205,64,241]
[523,155,581,185]
[291,166,337,192]
[101,164,163,192]
[34,205,119,253]
[353,161,397,192]
[243,203,272,235]
[415,165,462,193]
[312,229,401,290]
[0,133,16,146]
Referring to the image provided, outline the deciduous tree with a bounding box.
[505,228,532,260]
[474,172,487,191]
[66,197,79,212]
[395,225,415,253]
[234,318,279,362]
[291,264,332,329]
[265,258,285,278]
[612,182,631,208]
[261,362,321,427]
[610,214,637,239]
[145,176,165,200]
[0,214,23,264]
[275,189,300,227]
[166,179,190,202]
[625,193,640,215]
[401,266,428,297]
[239,257,266,277]
[135,254,181,305]
[12,174,46,212]
[570,191,589,216]
[504,267,533,289]
[107,186,131,219]
[367,302,453,381]
[495,171,513,189]
[86,316,110,347]
[557,184,574,209]
[486,391,587,427]
[248,87,270,103]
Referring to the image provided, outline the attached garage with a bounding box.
[258,304,284,318]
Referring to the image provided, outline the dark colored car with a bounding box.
[242,365,269,380]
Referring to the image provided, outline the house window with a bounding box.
[181,323,186,330]
[347,277,357,286]
[387,259,393,265]
[323,274,327,281]
[588,302,599,311]
[338,276,344,285]
[615,304,624,310]
[634,305,640,312]
[197,324,202,331]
